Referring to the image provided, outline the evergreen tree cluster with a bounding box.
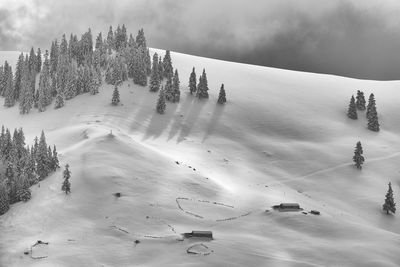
[187,67,211,99]
[0,127,59,215]
[346,91,379,131]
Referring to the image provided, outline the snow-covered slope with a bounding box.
[0,49,399,267]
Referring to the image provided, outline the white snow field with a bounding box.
[0,49,399,267]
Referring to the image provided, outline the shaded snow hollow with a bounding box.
[0,49,399,266]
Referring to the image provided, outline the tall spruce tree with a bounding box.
[156,86,166,114]
[4,65,15,107]
[19,60,34,114]
[0,181,10,215]
[189,67,197,95]
[52,145,60,171]
[353,141,364,170]
[111,85,120,105]
[383,182,396,214]
[106,25,114,53]
[197,69,209,99]
[62,164,71,194]
[36,47,42,73]
[36,130,50,180]
[172,69,180,102]
[217,83,226,104]
[149,53,160,92]
[14,53,24,101]
[366,93,380,132]
[164,75,173,102]
[158,56,164,82]
[356,90,366,110]
[50,40,59,77]
[162,50,173,78]
[347,95,357,120]
[54,91,65,109]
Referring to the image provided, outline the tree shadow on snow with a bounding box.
[202,103,226,143]
[142,101,179,140]
[176,97,208,143]
[167,92,196,141]
[130,89,159,132]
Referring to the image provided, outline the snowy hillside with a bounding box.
[0,49,399,267]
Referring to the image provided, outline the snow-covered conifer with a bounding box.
[383,182,396,214]
[149,53,160,92]
[54,92,65,109]
[353,141,364,170]
[36,47,42,73]
[62,164,71,194]
[0,181,9,215]
[172,69,180,102]
[4,66,15,107]
[106,25,114,53]
[19,61,34,114]
[14,53,24,101]
[52,145,60,171]
[162,50,173,78]
[217,83,226,104]
[347,95,357,120]
[36,130,50,180]
[164,75,173,102]
[366,93,379,132]
[156,86,166,114]
[197,69,209,99]
[111,85,120,105]
[189,67,197,95]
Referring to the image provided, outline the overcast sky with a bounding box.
[1,0,400,80]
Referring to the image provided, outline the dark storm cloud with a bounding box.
[1,0,400,80]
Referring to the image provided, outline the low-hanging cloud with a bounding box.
[1,0,400,80]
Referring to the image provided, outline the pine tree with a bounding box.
[111,85,120,105]
[106,25,114,53]
[64,62,78,100]
[158,56,163,82]
[172,69,180,102]
[52,145,60,171]
[0,61,10,96]
[0,65,5,96]
[164,75,173,102]
[355,90,366,110]
[0,181,10,215]
[149,53,160,92]
[36,130,50,180]
[19,60,34,114]
[162,50,173,78]
[136,28,147,48]
[347,95,357,120]
[36,47,42,73]
[353,141,364,170]
[54,91,65,109]
[217,83,226,104]
[197,69,209,99]
[95,32,103,50]
[156,86,166,114]
[132,47,148,86]
[5,162,18,204]
[61,164,71,194]
[189,67,197,95]
[367,93,380,132]
[50,40,59,77]
[28,47,37,74]
[14,53,24,101]
[383,182,396,214]
[4,65,15,107]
